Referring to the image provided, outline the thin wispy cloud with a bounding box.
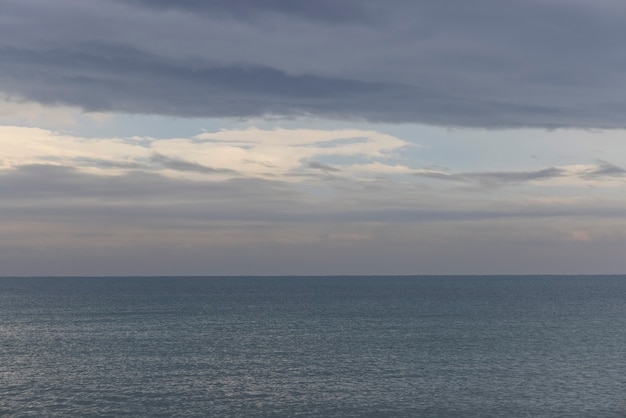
[150,153,236,175]
[414,167,565,187]
[580,160,626,179]
[304,161,342,173]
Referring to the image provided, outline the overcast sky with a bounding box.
[2,0,626,275]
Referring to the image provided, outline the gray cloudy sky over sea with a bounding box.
[2,0,626,275]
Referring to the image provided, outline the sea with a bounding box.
[1,275,626,417]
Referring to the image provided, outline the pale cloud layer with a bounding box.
[0,125,410,182]
[3,124,626,191]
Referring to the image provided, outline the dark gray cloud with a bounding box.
[150,153,235,174]
[2,0,626,127]
[63,157,146,170]
[415,167,564,187]
[115,0,373,23]
[1,43,538,127]
[40,155,233,174]
[304,161,341,173]
[0,43,391,117]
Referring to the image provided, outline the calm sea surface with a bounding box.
[1,276,626,417]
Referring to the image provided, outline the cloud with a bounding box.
[0,163,295,203]
[115,0,372,23]
[68,157,146,170]
[1,156,626,275]
[414,167,565,187]
[304,161,341,172]
[150,153,236,175]
[580,160,626,179]
[0,125,408,181]
[0,94,82,125]
[5,124,626,190]
[414,162,626,189]
[2,0,626,127]
[3,1,626,275]
[0,125,150,177]
[0,161,618,226]
[0,43,390,118]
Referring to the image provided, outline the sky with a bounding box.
[2,0,626,275]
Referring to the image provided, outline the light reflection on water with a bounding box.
[1,276,626,417]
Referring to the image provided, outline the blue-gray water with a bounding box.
[1,276,626,417]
